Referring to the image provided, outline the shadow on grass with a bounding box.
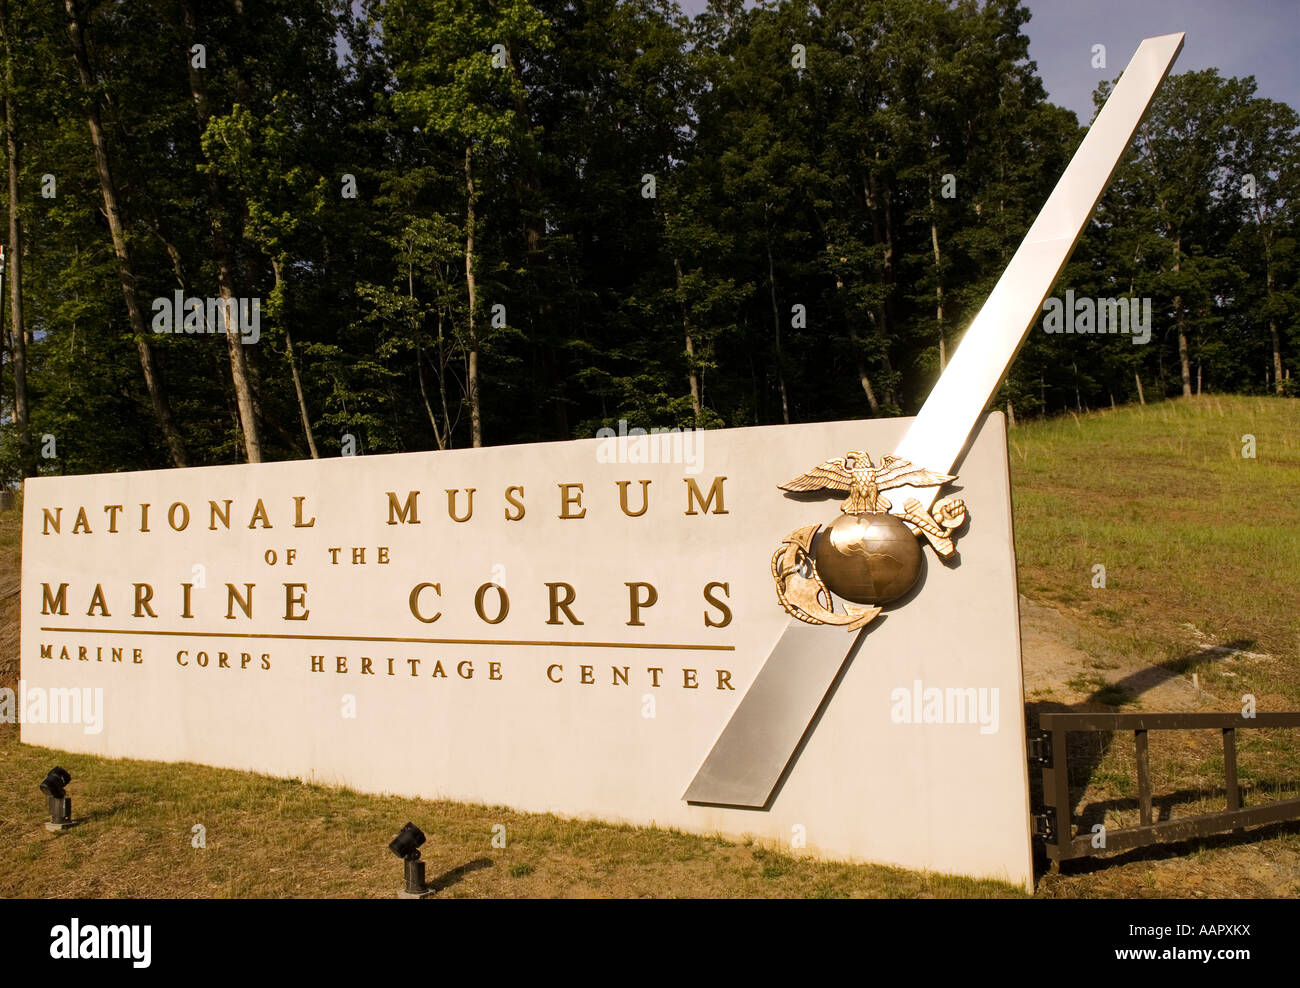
[1042,818,1300,878]
[429,857,492,893]
[1025,640,1257,883]
[1074,783,1299,831]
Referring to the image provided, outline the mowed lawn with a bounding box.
[1,394,1298,897]
[0,727,1022,899]
[1010,396,1300,706]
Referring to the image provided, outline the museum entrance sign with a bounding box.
[19,34,1186,893]
[21,411,1031,885]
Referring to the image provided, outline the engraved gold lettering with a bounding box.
[41,583,68,616]
[226,583,254,620]
[557,483,586,519]
[545,582,582,625]
[703,581,732,628]
[446,488,475,522]
[87,584,110,617]
[247,498,272,529]
[133,583,156,618]
[386,490,420,525]
[684,476,728,515]
[616,480,651,517]
[293,496,316,527]
[474,583,510,624]
[284,583,310,621]
[409,582,442,623]
[626,582,658,626]
[504,485,526,521]
[209,499,232,530]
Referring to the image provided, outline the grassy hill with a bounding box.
[1011,396,1300,708]
[1,394,1298,898]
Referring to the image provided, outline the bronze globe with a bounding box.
[814,512,922,605]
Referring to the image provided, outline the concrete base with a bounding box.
[396,888,436,899]
[44,820,82,832]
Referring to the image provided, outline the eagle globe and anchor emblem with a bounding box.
[771,451,969,631]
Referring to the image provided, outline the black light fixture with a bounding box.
[40,767,77,831]
[389,822,433,898]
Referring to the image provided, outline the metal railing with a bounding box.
[1031,712,1300,861]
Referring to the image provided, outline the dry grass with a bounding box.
[0,499,18,694]
[0,724,1021,899]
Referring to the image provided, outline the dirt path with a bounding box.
[1019,595,1300,897]
[1020,595,1207,712]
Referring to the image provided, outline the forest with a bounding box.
[0,0,1295,480]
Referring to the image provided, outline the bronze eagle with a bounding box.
[778,451,955,514]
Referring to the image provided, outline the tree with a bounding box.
[63,0,188,467]
[0,0,28,475]
[1225,94,1299,393]
[384,0,552,447]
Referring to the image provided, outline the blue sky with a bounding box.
[674,0,1300,122]
[1022,0,1299,122]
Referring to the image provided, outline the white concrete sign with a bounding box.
[20,412,1033,888]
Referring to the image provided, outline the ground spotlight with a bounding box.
[389,822,433,898]
[39,767,79,831]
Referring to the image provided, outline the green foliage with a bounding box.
[0,0,1295,482]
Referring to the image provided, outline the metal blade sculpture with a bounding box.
[685,33,1185,809]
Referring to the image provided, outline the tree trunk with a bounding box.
[1135,371,1145,406]
[1266,267,1283,395]
[863,164,897,406]
[416,339,446,451]
[841,281,879,414]
[929,176,946,370]
[182,0,262,463]
[1005,400,1015,428]
[1270,318,1284,394]
[464,145,482,447]
[1,0,29,475]
[1173,235,1192,397]
[65,0,187,467]
[272,259,318,458]
[674,256,703,425]
[763,222,789,425]
[1253,208,1285,394]
[409,256,445,450]
[436,299,454,447]
[850,330,879,411]
[1,254,6,431]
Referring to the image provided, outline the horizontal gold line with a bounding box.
[38,626,735,652]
